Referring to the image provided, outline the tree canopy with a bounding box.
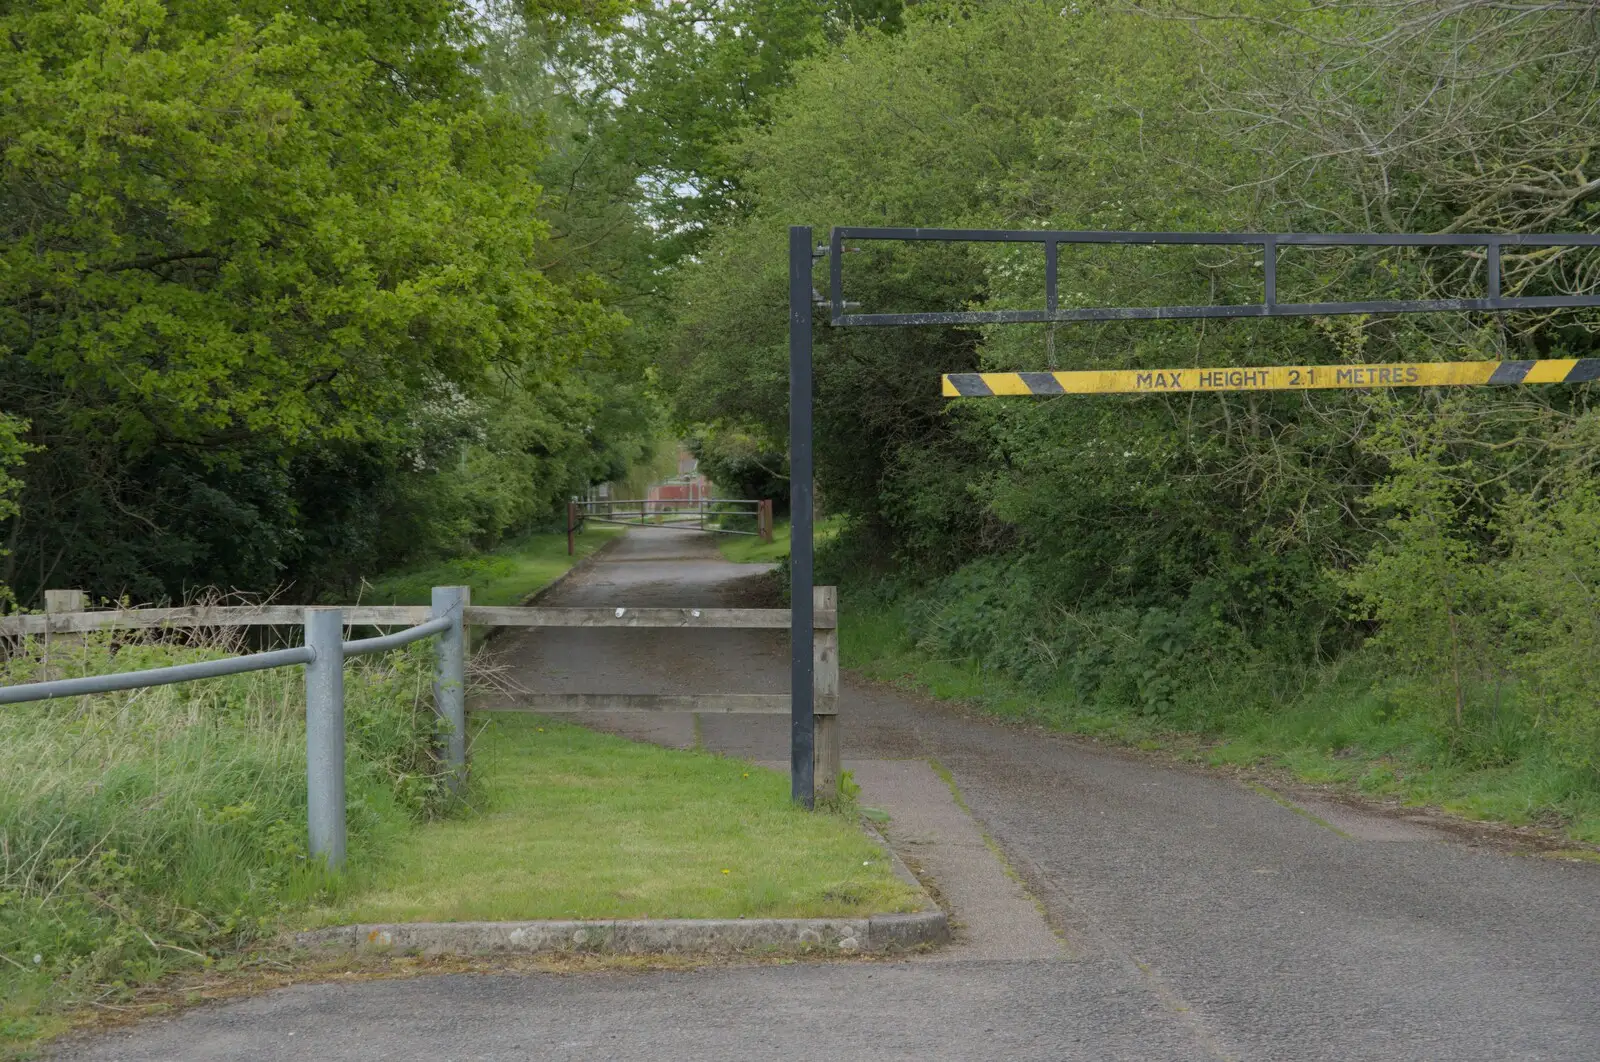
[1,0,652,599]
[667,0,1600,762]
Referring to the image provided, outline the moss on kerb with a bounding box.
[926,759,1060,937]
[1247,783,1353,839]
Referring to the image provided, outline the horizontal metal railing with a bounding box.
[341,613,453,657]
[0,645,316,706]
[0,616,458,707]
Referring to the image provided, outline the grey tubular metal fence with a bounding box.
[0,587,472,871]
[0,645,316,705]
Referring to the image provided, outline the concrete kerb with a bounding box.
[863,817,927,893]
[293,815,950,959]
[294,912,947,958]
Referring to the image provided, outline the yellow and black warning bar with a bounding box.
[943,360,1600,397]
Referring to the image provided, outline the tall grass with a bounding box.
[0,625,445,1030]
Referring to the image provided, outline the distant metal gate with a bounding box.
[567,498,774,555]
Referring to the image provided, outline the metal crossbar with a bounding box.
[0,645,315,706]
[825,227,1600,327]
[342,614,453,657]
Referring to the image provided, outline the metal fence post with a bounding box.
[789,224,816,808]
[304,607,346,870]
[431,585,469,791]
[813,585,840,802]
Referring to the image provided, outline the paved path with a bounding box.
[62,529,1600,1061]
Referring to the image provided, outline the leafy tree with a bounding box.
[0,415,29,605]
[688,428,790,510]
[672,0,1600,763]
[0,0,639,601]
[542,0,905,255]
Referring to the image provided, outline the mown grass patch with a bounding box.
[361,526,623,608]
[309,715,922,924]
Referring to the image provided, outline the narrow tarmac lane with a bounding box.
[64,529,1600,1061]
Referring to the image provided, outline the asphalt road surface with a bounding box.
[61,529,1600,1061]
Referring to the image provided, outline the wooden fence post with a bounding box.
[567,499,577,556]
[813,585,840,803]
[44,589,87,616]
[43,589,88,677]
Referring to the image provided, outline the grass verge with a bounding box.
[842,594,1600,846]
[1,633,446,1058]
[361,526,623,608]
[308,715,922,924]
[718,516,843,565]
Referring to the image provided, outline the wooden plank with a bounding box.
[0,604,834,635]
[463,606,835,629]
[0,605,430,636]
[476,693,791,714]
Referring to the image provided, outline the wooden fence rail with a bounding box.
[0,605,835,636]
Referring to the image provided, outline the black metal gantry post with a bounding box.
[789,225,816,808]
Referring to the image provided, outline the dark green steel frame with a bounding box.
[788,224,1600,807]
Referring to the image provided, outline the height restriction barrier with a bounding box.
[785,226,1600,806]
[944,359,1600,397]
